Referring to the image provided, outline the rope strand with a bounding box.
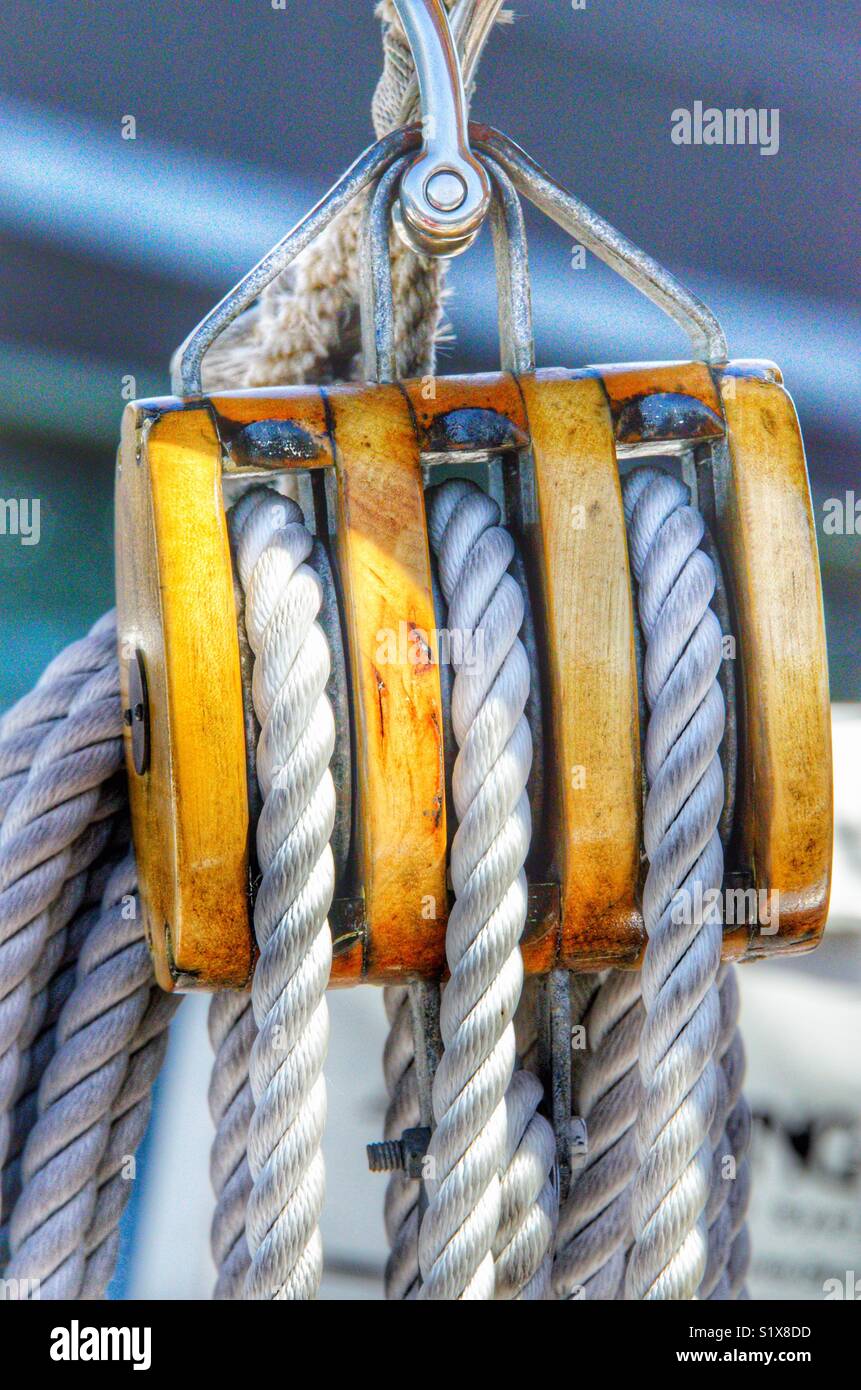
[381,986,421,1300]
[420,479,554,1300]
[554,970,643,1300]
[208,992,255,1300]
[622,466,725,1301]
[231,487,335,1301]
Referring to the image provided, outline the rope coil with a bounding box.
[0,618,179,1298]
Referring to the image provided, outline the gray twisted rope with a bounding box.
[0,615,122,1232]
[725,1153,752,1299]
[622,466,725,1301]
[231,487,335,1301]
[420,478,553,1300]
[705,967,751,1301]
[0,615,124,1223]
[0,612,178,1298]
[208,991,255,1300]
[6,856,152,1295]
[699,963,733,1298]
[0,832,115,1258]
[80,971,179,1300]
[0,613,117,819]
[381,985,421,1300]
[554,969,643,1300]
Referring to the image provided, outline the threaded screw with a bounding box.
[366,1139,405,1173]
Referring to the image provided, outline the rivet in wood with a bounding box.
[125,648,150,777]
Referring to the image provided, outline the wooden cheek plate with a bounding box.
[116,404,253,992]
[115,362,832,990]
[712,370,832,957]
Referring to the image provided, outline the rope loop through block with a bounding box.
[417,478,555,1301]
[229,487,336,1301]
[622,465,727,1302]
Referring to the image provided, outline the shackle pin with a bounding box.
[392,0,492,256]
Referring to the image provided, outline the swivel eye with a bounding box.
[391,0,492,256]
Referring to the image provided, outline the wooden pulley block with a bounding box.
[115,358,832,992]
[116,23,831,993]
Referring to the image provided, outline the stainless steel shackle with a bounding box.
[391,0,500,256]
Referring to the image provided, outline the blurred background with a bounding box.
[1,0,858,1299]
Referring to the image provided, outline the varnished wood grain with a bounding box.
[326,385,448,984]
[714,372,832,958]
[518,372,644,971]
[115,404,253,991]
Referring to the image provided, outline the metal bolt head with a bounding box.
[125,649,150,776]
[367,1126,431,1177]
[424,168,468,212]
[401,1126,432,1180]
[568,1116,589,1172]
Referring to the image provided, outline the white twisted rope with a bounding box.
[208,992,255,1300]
[554,970,643,1300]
[230,486,335,1301]
[622,466,725,1300]
[382,985,557,1302]
[420,478,553,1300]
[493,1069,556,1299]
[381,986,421,1300]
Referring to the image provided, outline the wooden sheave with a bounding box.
[115,359,832,993]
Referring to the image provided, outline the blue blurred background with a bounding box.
[1,0,859,1300]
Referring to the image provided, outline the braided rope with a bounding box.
[230,487,335,1301]
[419,478,553,1300]
[381,986,421,1300]
[622,466,725,1300]
[554,970,643,1300]
[208,992,255,1300]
